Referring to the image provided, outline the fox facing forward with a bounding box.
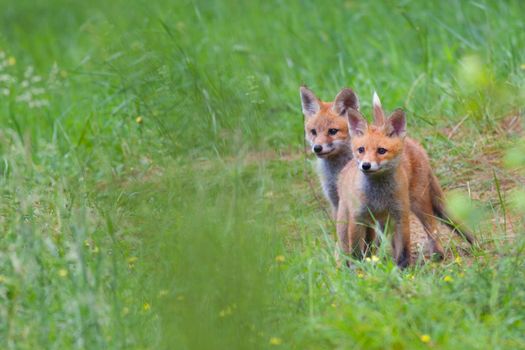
[300,86,359,214]
[337,93,475,267]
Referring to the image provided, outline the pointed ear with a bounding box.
[372,91,386,125]
[384,109,406,138]
[347,109,368,137]
[300,86,320,117]
[333,88,359,116]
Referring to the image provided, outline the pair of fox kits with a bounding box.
[300,87,475,268]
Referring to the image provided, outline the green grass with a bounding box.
[0,0,524,348]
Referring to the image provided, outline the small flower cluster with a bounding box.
[0,50,66,109]
[420,334,431,343]
[0,51,16,96]
[364,255,380,263]
[15,66,50,108]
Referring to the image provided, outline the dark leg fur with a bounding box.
[396,247,410,269]
[412,208,445,260]
[364,227,377,256]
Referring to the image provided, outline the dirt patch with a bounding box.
[409,215,470,262]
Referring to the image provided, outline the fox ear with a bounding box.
[333,88,359,116]
[384,109,406,138]
[300,86,320,117]
[372,91,386,125]
[347,109,368,137]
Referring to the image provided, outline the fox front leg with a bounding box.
[392,213,411,268]
[348,222,367,261]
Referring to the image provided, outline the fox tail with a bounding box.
[429,174,476,245]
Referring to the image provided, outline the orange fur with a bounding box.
[304,102,350,149]
[300,87,358,212]
[337,104,447,267]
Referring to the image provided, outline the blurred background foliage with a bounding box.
[0,0,524,349]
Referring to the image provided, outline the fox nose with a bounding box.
[361,162,371,171]
[313,145,323,153]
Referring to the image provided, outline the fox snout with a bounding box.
[311,143,337,157]
[359,160,380,173]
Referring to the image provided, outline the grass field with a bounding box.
[0,0,524,349]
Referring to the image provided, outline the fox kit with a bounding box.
[337,105,413,267]
[300,86,358,213]
[337,93,475,267]
[371,93,476,248]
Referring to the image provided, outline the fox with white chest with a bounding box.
[337,92,475,267]
[300,86,359,215]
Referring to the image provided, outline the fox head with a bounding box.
[300,86,359,158]
[347,92,406,175]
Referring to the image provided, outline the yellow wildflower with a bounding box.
[269,337,282,345]
[454,256,462,264]
[143,302,151,311]
[365,255,379,263]
[420,334,431,343]
[58,269,68,278]
[128,256,138,269]
[443,275,454,283]
[357,272,364,278]
[275,255,285,263]
[219,306,232,317]
[136,116,143,124]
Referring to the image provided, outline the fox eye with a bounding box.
[310,129,317,136]
[328,128,339,135]
[358,147,365,154]
[377,147,387,155]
